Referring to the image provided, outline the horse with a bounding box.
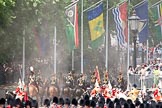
[5,90,16,105]
[28,84,39,100]
[47,84,59,99]
[73,75,89,100]
[58,74,75,98]
[61,86,71,98]
[28,82,46,105]
[73,86,85,100]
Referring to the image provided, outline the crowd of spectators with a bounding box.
[1,93,162,108]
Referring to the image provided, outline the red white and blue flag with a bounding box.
[112,2,128,48]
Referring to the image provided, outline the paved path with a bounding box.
[0,83,17,98]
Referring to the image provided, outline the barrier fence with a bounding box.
[129,74,154,89]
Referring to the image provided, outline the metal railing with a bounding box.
[129,74,154,89]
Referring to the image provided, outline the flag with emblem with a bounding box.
[152,3,162,43]
[87,3,105,49]
[65,2,79,50]
[134,1,149,43]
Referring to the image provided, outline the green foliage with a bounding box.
[0,0,160,65]
[0,0,15,28]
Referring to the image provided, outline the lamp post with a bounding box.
[129,10,140,69]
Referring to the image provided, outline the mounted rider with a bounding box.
[28,66,39,92]
[103,70,109,84]
[36,70,43,87]
[65,71,74,87]
[29,66,36,84]
[77,73,86,87]
[117,72,124,88]
[91,71,96,86]
[50,73,57,85]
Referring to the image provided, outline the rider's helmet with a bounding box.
[68,71,72,76]
[30,66,34,72]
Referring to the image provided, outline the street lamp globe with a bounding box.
[129,10,140,35]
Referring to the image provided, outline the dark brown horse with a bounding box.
[74,87,85,100]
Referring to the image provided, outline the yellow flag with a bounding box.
[87,3,105,41]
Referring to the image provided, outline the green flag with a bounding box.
[152,3,162,44]
[65,3,79,51]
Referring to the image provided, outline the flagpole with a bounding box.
[133,0,146,8]
[105,0,109,71]
[146,0,149,64]
[22,31,25,83]
[82,0,103,74]
[83,0,103,12]
[146,39,149,64]
[72,50,74,70]
[54,26,57,75]
[65,0,79,9]
[107,1,127,11]
[127,0,130,91]
[81,0,83,74]
[149,0,162,8]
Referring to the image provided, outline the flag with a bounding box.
[112,2,128,48]
[65,3,79,50]
[87,3,105,49]
[134,1,149,43]
[152,3,162,43]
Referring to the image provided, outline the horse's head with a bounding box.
[5,90,16,102]
[5,90,16,104]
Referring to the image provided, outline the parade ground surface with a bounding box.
[0,84,17,98]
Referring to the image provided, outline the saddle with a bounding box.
[29,82,39,93]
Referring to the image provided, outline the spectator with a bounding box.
[14,98,22,108]
[0,98,5,108]
[108,101,114,108]
[25,100,31,108]
[90,100,96,108]
[128,66,134,74]
[57,97,64,108]
[78,99,84,108]
[84,100,90,108]
[43,99,50,108]
[50,96,58,108]
[153,65,160,87]
[71,98,78,108]
[31,100,38,108]
[64,98,70,108]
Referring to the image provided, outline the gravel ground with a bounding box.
[0,83,17,98]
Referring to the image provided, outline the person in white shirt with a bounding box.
[128,66,134,75]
